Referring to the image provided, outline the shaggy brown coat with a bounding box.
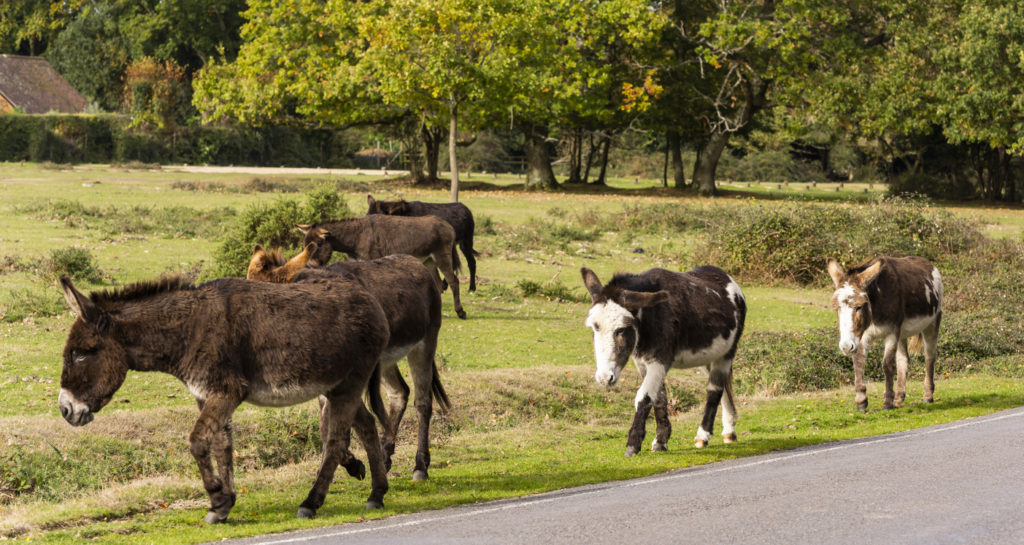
[298,216,466,319]
[248,245,450,480]
[57,275,391,522]
[827,256,942,411]
[366,195,480,292]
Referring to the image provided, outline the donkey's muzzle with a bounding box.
[58,388,95,426]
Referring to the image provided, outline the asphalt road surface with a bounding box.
[217,407,1024,545]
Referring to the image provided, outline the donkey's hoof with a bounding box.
[365,500,384,510]
[723,433,738,444]
[412,470,429,481]
[651,441,667,452]
[923,397,934,403]
[624,446,639,457]
[204,511,228,524]
[343,459,367,480]
[456,309,467,320]
[296,507,316,519]
[694,438,708,449]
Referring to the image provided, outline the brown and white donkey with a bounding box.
[827,256,943,411]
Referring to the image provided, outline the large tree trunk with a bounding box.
[582,132,598,184]
[668,130,685,188]
[523,124,559,190]
[566,128,584,183]
[692,131,729,196]
[448,102,460,202]
[402,120,427,183]
[692,73,768,196]
[422,125,444,183]
[593,133,611,186]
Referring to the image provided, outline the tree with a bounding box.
[360,0,522,201]
[0,0,84,56]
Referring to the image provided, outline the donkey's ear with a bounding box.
[858,260,884,286]
[826,259,845,288]
[295,224,312,234]
[253,244,264,254]
[313,227,329,240]
[279,245,313,281]
[619,289,670,312]
[367,195,375,206]
[581,267,604,303]
[60,275,103,323]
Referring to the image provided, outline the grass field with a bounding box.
[1,162,1021,543]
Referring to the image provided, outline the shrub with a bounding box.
[888,171,975,200]
[209,184,352,279]
[515,280,589,303]
[0,288,65,323]
[46,247,102,283]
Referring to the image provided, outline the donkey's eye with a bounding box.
[72,350,89,364]
[614,327,629,337]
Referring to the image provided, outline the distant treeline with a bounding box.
[0,114,364,167]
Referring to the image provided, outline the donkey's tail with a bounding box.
[451,246,463,274]
[431,360,452,413]
[366,363,391,434]
[907,334,924,355]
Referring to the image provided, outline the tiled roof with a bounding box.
[0,54,88,114]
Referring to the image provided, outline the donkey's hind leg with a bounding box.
[407,342,436,480]
[380,359,410,458]
[922,313,941,403]
[696,360,730,448]
[894,337,910,407]
[298,393,363,519]
[351,404,389,509]
[460,235,477,292]
[433,251,465,319]
[721,366,738,443]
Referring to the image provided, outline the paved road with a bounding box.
[218,407,1024,545]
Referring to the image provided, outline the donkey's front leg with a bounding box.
[695,362,729,448]
[626,363,666,457]
[299,395,362,519]
[880,335,899,410]
[852,341,869,412]
[189,395,241,524]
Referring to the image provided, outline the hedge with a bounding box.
[0,113,363,167]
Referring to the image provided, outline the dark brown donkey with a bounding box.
[297,215,466,319]
[248,245,450,480]
[367,195,480,292]
[827,256,943,411]
[56,275,392,523]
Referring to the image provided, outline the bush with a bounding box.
[46,247,102,283]
[0,288,65,323]
[209,184,352,278]
[515,280,589,303]
[690,198,983,285]
[888,171,975,200]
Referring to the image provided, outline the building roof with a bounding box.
[0,55,89,114]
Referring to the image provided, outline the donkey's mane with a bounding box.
[261,248,288,267]
[608,271,662,293]
[90,275,195,305]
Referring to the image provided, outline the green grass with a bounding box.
[1,163,1021,543]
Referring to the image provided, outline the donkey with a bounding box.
[581,266,746,456]
[297,215,466,319]
[827,256,942,412]
[248,245,451,480]
[367,195,480,292]
[57,275,392,523]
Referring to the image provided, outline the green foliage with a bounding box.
[0,114,361,167]
[47,247,102,283]
[0,288,65,323]
[887,171,975,201]
[19,198,236,239]
[209,184,352,278]
[691,198,982,284]
[515,279,589,303]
